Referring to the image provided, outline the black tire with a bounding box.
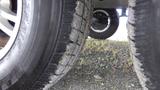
[89,8,119,40]
[0,0,92,90]
[128,0,160,89]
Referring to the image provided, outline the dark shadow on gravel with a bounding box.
[50,39,142,90]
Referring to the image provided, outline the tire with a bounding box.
[0,0,92,90]
[128,0,160,89]
[89,8,119,40]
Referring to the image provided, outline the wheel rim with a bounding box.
[0,0,22,59]
[91,9,111,33]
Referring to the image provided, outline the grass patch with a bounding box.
[78,38,132,73]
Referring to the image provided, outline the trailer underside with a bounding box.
[93,0,128,8]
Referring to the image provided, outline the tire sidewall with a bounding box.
[0,0,61,89]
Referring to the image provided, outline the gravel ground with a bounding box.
[50,39,142,90]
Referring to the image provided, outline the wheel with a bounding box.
[128,0,160,89]
[89,8,119,40]
[0,0,92,90]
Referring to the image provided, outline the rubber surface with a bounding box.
[128,0,160,89]
[89,8,119,40]
[0,0,92,90]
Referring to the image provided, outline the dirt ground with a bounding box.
[50,39,142,90]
